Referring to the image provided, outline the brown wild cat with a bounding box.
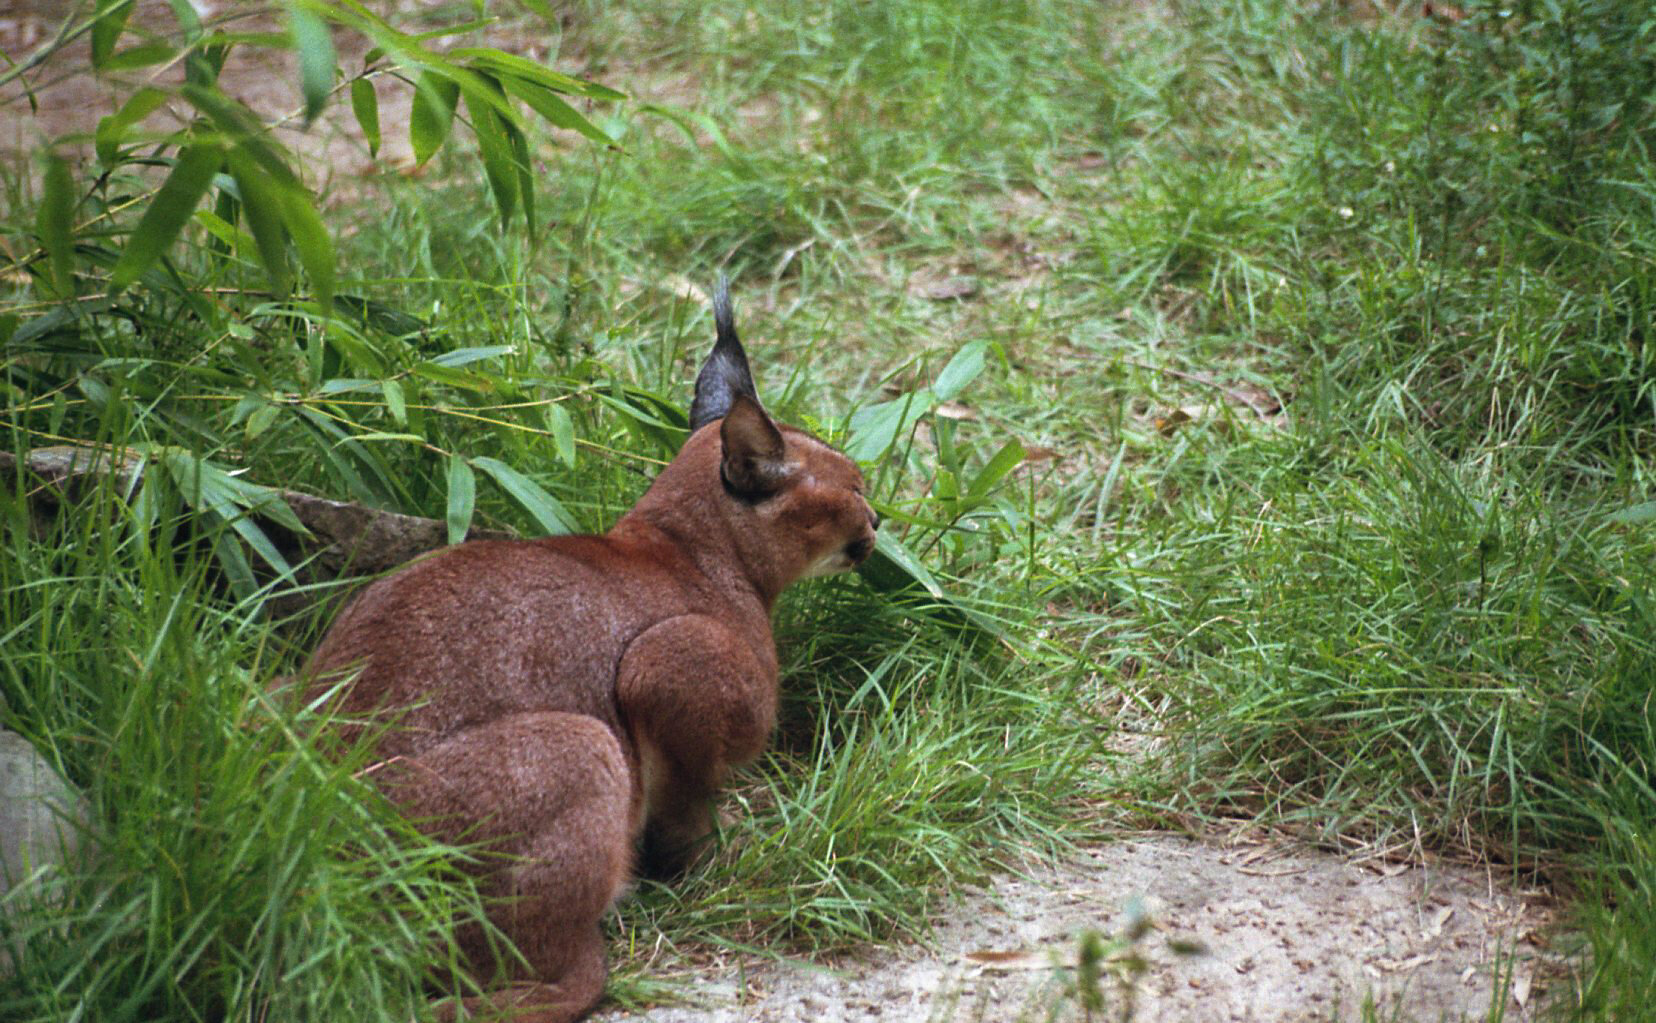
[302,279,879,1022]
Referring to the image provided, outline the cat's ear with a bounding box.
[719,392,790,498]
[689,275,762,433]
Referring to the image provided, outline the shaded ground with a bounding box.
[607,836,1555,1022]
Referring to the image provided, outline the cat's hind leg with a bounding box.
[389,711,633,1023]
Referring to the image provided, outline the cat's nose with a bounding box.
[867,506,881,531]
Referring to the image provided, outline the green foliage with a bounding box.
[1119,438,1655,862]
[1,1,1084,1011]
[7,0,1656,1015]
[624,582,1095,949]
[3,0,624,593]
[1293,0,1656,452]
[1026,2,1655,1013]
[0,473,492,1020]
[1569,716,1656,1019]
[46,0,622,298]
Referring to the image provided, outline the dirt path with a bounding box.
[604,835,1555,1023]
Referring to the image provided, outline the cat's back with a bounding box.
[305,532,699,754]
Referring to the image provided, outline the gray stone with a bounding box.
[0,728,84,895]
[0,445,515,624]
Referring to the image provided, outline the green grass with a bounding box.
[1570,718,1656,1017]
[618,581,1098,953]
[0,469,494,1019]
[3,0,1654,1019]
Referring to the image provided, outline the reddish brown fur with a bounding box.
[304,367,877,1022]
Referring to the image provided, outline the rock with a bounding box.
[0,445,514,623]
[0,728,84,894]
[272,489,514,580]
[910,275,981,301]
[0,723,86,976]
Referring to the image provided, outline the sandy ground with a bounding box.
[604,836,1557,1023]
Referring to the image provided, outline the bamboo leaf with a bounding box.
[319,322,387,377]
[95,86,168,166]
[10,302,108,349]
[966,439,1025,500]
[446,455,475,545]
[431,345,515,367]
[167,0,203,40]
[197,30,291,48]
[409,72,459,167]
[244,402,279,441]
[845,391,936,464]
[544,401,575,468]
[499,74,617,147]
[225,512,294,580]
[193,208,256,254]
[225,150,291,297]
[227,479,308,536]
[274,184,334,311]
[37,154,76,297]
[161,450,296,584]
[289,4,336,127]
[472,456,577,535]
[180,84,295,183]
[335,294,426,338]
[855,530,1005,639]
[294,407,382,505]
[861,530,945,600]
[595,390,683,432]
[594,383,687,453]
[91,0,137,69]
[350,77,380,157]
[212,529,259,598]
[463,77,520,228]
[933,339,990,402]
[207,183,240,261]
[110,143,223,291]
[509,106,536,240]
[186,452,308,535]
[382,379,406,426]
[862,499,950,531]
[102,44,177,72]
[449,48,626,101]
[192,41,232,88]
[318,378,376,395]
[409,19,494,44]
[412,362,495,393]
[165,0,223,89]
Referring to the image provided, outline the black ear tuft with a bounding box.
[689,274,762,432]
[720,392,790,498]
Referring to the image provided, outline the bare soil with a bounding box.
[604,836,1557,1023]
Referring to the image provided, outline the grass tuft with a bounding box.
[0,471,492,1020]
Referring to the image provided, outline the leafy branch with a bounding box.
[19,0,622,309]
